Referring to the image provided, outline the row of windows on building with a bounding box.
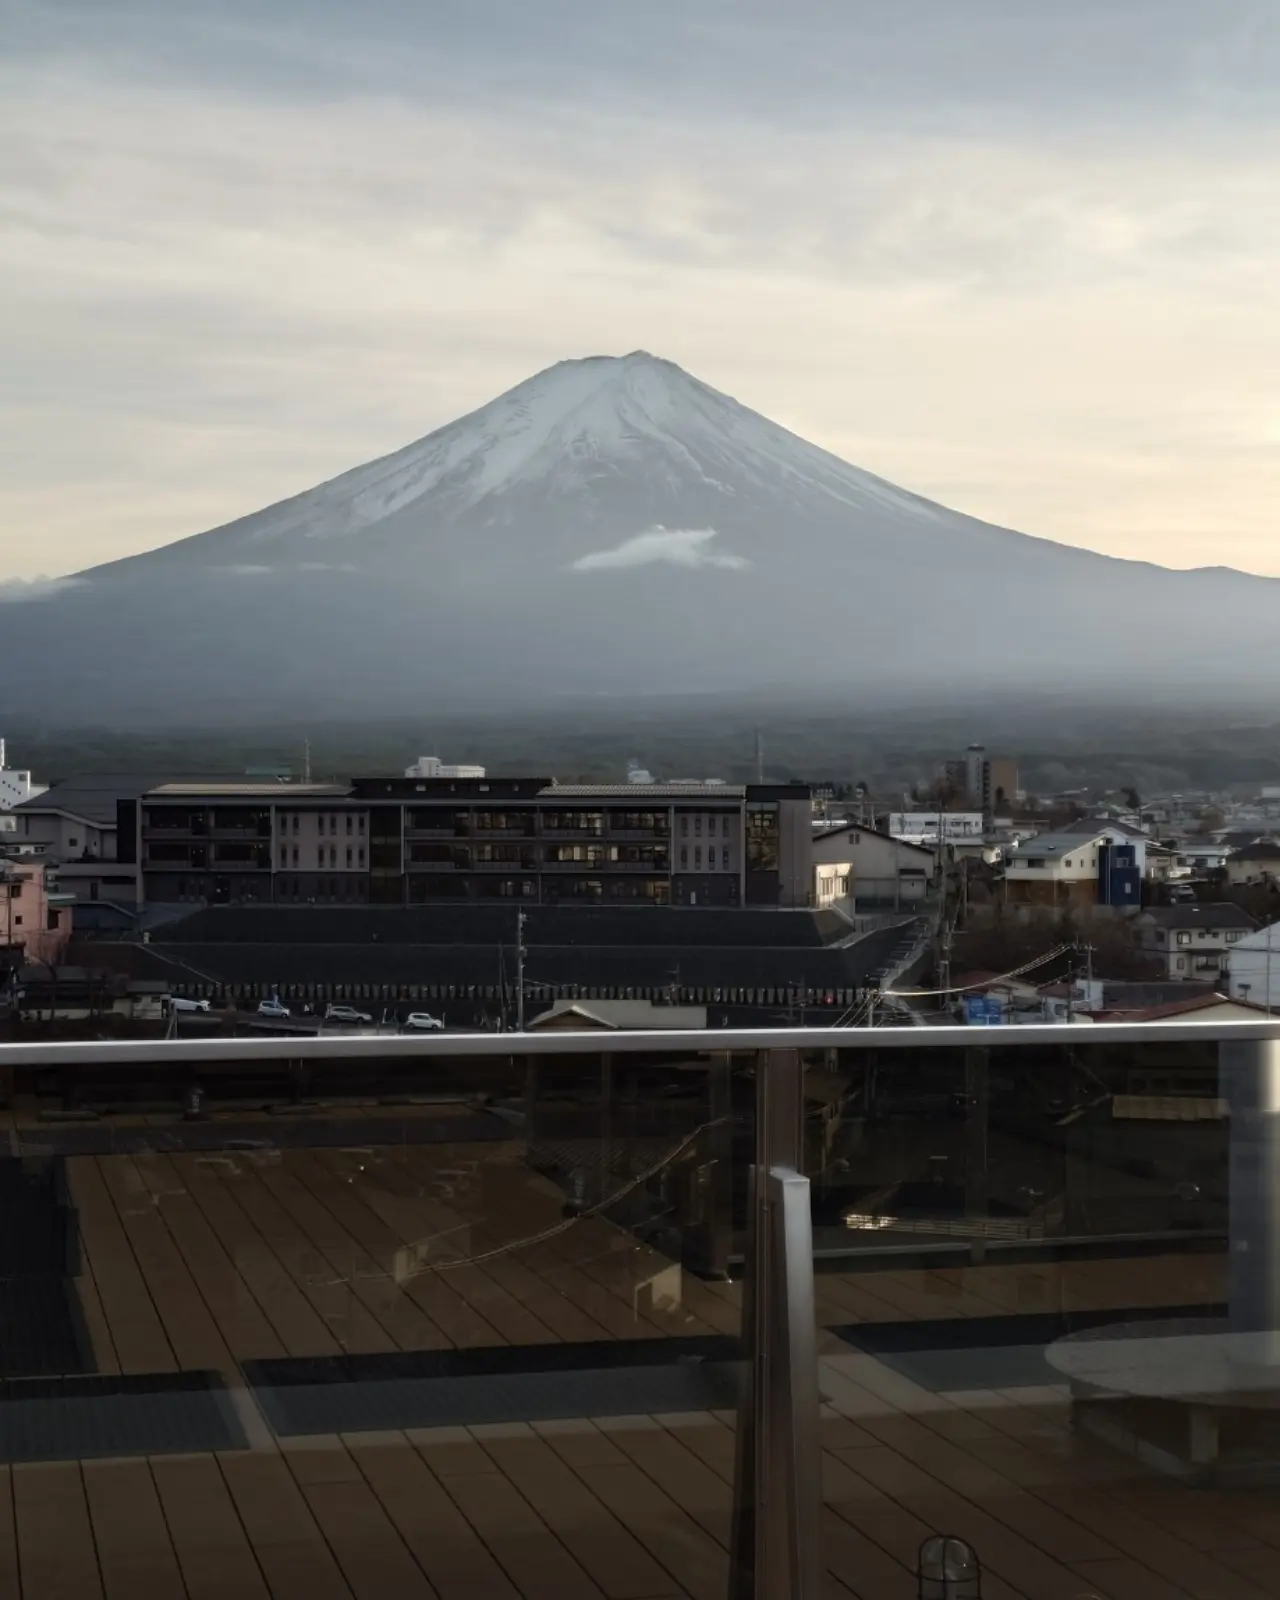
[680,846,732,871]
[278,845,367,869]
[277,813,368,836]
[679,815,731,838]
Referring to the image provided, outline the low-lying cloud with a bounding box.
[570,527,751,572]
[0,577,85,603]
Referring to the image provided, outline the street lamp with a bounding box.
[918,1536,982,1599]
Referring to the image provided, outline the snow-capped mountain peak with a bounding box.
[189,351,939,554]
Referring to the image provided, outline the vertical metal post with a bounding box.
[702,1051,735,1280]
[1224,1038,1280,1339]
[964,1047,990,1263]
[599,1052,614,1210]
[731,1049,823,1600]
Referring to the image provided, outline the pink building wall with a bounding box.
[1,862,71,967]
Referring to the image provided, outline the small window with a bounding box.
[695,816,702,836]
[317,815,325,836]
[722,846,730,870]
[680,817,688,836]
[680,847,688,868]
[346,815,353,835]
[1177,932,1191,946]
[358,815,365,833]
[13,915,21,927]
[694,846,702,868]
[292,846,299,867]
[279,848,287,869]
[293,814,300,834]
[69,837,78,849]
[358,847,365,868]
[345,847,352,867]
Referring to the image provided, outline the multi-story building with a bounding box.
[1135,903,1258,982]
[124,777,813,909]
[1,857,74,970]
[1003,828,1144,909]
[810,822,935,910]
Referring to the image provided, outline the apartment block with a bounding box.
[123,777,813,909]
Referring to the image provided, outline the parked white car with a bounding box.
[169,996,211,1013]
[403,1011,445,1031]
[325,1004,373,1024]
[256,998,291,1019]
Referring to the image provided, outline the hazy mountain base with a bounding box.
[6,697,1280,798]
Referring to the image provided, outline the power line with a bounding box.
[885,942,1075,1000]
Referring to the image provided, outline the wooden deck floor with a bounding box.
[0,1119,1271,1600]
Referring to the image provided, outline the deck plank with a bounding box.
[346,1433,524,1600]
[12,1461,105,1600]
[218,1450,355,1600]
[65,1158,176,1374]
[283,1150,505,1348]
[97,1155,236,1373]
[476,1421,684,1599]
[170,1152,348,1359]
[150,1453,272,1600]
[83,1457,186,1600]
[425,1441,610,1600]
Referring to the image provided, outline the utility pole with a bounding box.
[302,738,312,784]
[754,730,764,784]
[515,909,526,1032]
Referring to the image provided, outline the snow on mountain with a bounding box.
[101,352,943,568]
[2,350,1277,723]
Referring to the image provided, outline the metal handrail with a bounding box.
[0,1018,1275,1067]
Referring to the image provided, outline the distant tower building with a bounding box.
[0,739,46,811]
[626,760,655,785]
[404,756,486,779]
[964,744,988,809]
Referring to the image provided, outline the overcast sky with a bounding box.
[3,0,1279,579]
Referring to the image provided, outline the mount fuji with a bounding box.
[3,351,1277,722]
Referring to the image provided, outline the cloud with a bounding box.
[571,528,751,572]
[1,10,1280,578]
[0,576,85,603]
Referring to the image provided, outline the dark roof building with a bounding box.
[78,904,923,1021]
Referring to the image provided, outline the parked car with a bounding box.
[169,996,211,1013]
[325,1004,373,1024]
[403,1011,445,1031]
[256,998,291,1019]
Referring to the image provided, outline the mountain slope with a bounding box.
[3,352,1277,722]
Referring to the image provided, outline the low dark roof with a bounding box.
[813,823,935,858]
[1232,841,1280,862]
[15,772,243,825]
[158,905,854,951]
[1139,903,1258,931]
[135,930,906,992]
[1058,818,1150,839]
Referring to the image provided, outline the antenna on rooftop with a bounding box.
[754,729,763,784]
[303,738,312,784]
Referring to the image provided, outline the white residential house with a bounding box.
[0,742,45,812]
[811,823,934,911]
[1225,841,1280,887]
[886,812,983,846]
[1134,904,1258,982]
[1227,921,1280,1011]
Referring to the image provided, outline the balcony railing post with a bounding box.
[964,1047,990,1262]
[731,1048,822,1600]
[1224,1038,1280,1345]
